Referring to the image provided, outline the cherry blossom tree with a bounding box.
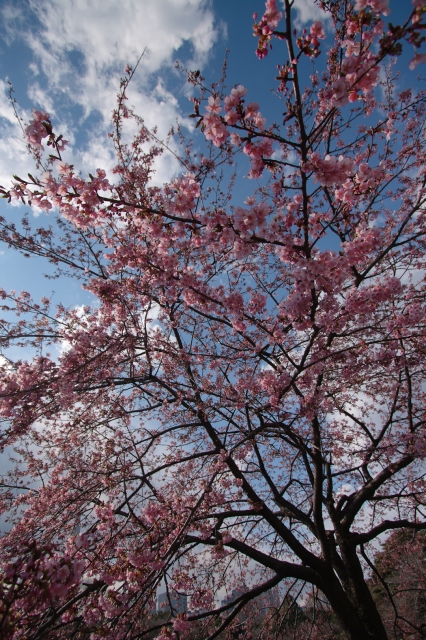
[1,0,426,638]
[369,529,426,638]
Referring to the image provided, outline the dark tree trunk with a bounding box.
[316,536,389,640]
[322,573,389,640]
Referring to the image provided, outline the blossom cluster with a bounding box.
[335,161,388,203]
[296,21,326,59]
[1,1,426,638]
[302,153,355,187]
[332,52,381,107]
[9,159,113,224]
[253,0,283,59]
[24,109,51,148]
[24,109,68,152]
[354,0,391,15]
[202,87,273,178]
[165,173,200,216]
[2,542,85,607]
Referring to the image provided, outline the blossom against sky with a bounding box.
[0,0,416,304]
[0,0,414,177]
[0,0,323,302]
[0,0,221,186]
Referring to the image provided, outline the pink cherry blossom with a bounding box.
[253,0,283,59]
[202,111,230,147]
[205,96,222,114]
[302,152,355,186]
[355,0,391,14]
[1,2,426,639]
[310,21,326,40]
[172,616,191,633]
[262,0,282,29]
[331,77,351,106]
[409,52,426,69]
[24,110,51,148]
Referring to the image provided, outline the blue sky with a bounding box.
[0,0,422,557]
[0,0,419,307]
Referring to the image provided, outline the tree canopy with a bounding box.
[1,1,426,638]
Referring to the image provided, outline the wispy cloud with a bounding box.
[0,0,218,186]
[285,0,331,29]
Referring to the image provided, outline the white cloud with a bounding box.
[0,0,218,188]
[285,0,331,28]
[0,80,36,188]
[18,0,216,125]
[23,0,216,77]
[27,83,57,116]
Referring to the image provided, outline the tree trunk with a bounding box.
[320,563,389,640]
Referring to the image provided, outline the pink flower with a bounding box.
[310,21,326,40]
[225,85,247,111]
[303,152,355,187]
[245,101,260,118]
[24,110,51,148]
[371,0,390,14]
[172,616,191,633]
[232,84,247,98]
[55,564,70,582]
[254,0,283,59]
[263,0,282,29]
[56,138,69,152]
[32,109,50,122]
[341,56,358,75]
[335,184,355,203]
[74,534,89,549]
[332,77,350,107]
[205,96,222,114]
[355,0,390,14]
[225,110,239,125]
[409,53,426,70]
[224,94,239,111]
[203,112,230,147]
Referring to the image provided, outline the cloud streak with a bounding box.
[0,0,218,185]
[285,0,331,29]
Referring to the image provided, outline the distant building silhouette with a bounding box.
[157,591,187,614]
[221,587,247,609]
[221,586,280,610]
